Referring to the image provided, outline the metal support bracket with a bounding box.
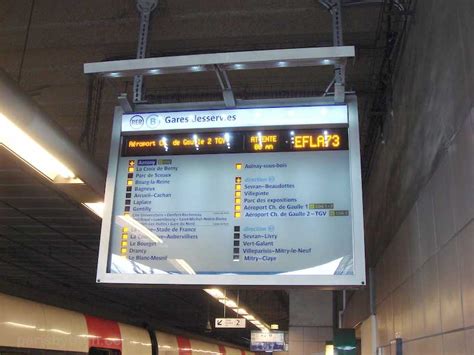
[319,0,346,103]
[214,65,236,108]
[133,0,158,104]
[118,93,133,113]
[85,46,355,107]
[85,47,354,76]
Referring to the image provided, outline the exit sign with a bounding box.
[215,318,246,328]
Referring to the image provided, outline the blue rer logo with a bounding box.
[129,115,144,129]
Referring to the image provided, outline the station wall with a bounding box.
[344,0,473,353]
[281,290,334,355]
[373,116,473,353]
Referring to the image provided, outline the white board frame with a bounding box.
[96,96,365,287]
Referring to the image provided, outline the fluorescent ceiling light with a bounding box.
[170,259,196,275]
[218,299,238,308]
[203,288,225,299]
[0,113,80,182]
[234,308,248,315]
[84,46,355,77]
[83,202,104,218]
[203,289,269,332]
[116,215,163,244]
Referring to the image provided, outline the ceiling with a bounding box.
[0,0,387,347]
[0,0,381,165]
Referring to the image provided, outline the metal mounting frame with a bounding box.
[85,46,353,77]
[84,46,354,104]
[117,93,133,113]
[214,64,236,108]
[320,0,346,103]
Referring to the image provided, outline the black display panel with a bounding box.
[121,128,348,156]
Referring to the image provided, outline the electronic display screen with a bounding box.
[121,128,348,156]
[97,104,365,286]
[251,331,287,352]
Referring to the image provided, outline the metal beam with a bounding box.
[117,93,134,113]
[214,65,236,108]
[84,46,355,77]
[343,0,404,11]
[319,0,346,103]
[133,0,158,103]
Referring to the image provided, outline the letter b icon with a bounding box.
[146,115,160,129]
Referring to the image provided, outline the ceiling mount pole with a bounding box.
[133,0,158,104]
[332,0,346,103]
[319,0,346,103]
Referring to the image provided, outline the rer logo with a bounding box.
[146,115,161,129]
[129,115,144,129]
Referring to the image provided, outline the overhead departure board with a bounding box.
[97,101,365,286]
